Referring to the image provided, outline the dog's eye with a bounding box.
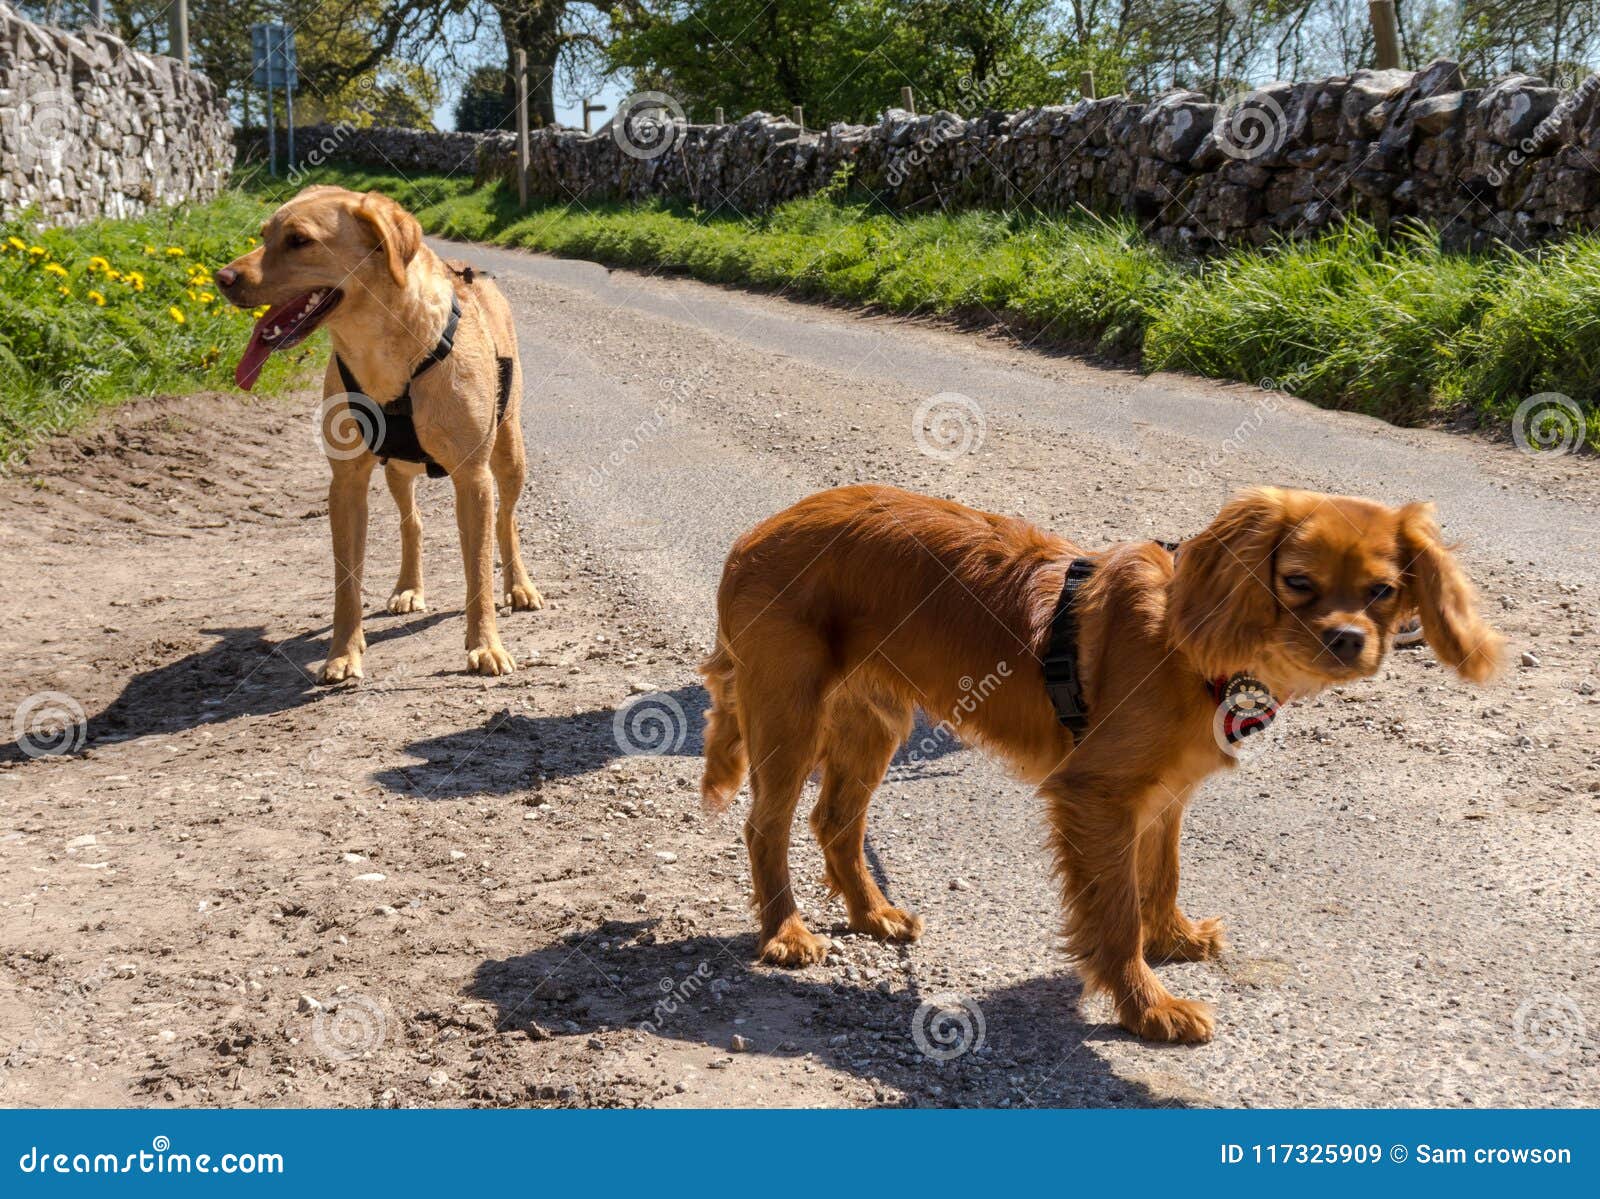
[1368,582,1397,602]
[1282,574,1314,594]
[286,231,313,249]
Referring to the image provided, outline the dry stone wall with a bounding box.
[0,3,232,225]
[247,60,1600,251]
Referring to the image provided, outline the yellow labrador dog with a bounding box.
[216,186,542,681]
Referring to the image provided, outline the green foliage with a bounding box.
[0,192,304,466]
[1145,223,1499,421]
[298,165,1593,442]
[454,66,513,133]
[608,0,1069,125]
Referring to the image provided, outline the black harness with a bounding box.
[334,283,513,479]
[1042,541,1279,747]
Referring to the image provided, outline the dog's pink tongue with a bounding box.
[234,301,291,391]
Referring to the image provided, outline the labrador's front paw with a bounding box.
[320,652,364,684]
[466,640,516,676]
[387,587,427,614]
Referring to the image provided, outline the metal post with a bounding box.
[1369,0,1401,69]
[791,105,803,131]
[1081,70,1097,100]
[168,0,188,62]
[266,83,276,177]
[88,0,105,26]
[514,50,530,208]
[901,86,915,114]
[714,107,724,125]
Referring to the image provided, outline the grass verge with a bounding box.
[0,190,307,467]
[8,164,1592,466]
[269,163,1596,448]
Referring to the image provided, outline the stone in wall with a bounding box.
[0,2,232,226]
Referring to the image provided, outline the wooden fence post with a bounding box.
[1081,70,1097,100]
[1369,0,1401,70]
[167,0,188,62]
[901,86,915,114]
[791,105,804,131]
[514,50,530,208]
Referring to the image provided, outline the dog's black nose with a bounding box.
[214,267,239,290]
[1322,625,1367,663]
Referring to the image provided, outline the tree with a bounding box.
[455,65,513,130]
[19,0,466,124]
[488,0,616,127]
[607,0,1068,125]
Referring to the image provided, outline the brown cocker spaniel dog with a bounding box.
[700,484,1503,1043]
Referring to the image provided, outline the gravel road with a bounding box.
[1,242,1595,1108]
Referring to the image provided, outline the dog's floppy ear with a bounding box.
[1397,502,1505,683]
[1168,487,1291,675]
[353,191,421,286]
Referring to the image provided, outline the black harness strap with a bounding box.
[1043,539,1184,738]
[1042,557,1099,737]
[335,293,513,480]
[334,294,459,479]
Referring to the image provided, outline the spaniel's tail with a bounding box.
[698,641,747,813]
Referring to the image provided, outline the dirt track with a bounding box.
[1,245,1596,1108]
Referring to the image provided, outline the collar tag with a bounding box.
[1209,672,1280,745]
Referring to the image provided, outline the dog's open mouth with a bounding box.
[234,288,343,391]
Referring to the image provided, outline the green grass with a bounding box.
[0,189,310,466]
[277,163,1593,443]
[7,162,1594,467]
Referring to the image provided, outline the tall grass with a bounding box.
[0,190,300,465]
[1144,223,1502,422]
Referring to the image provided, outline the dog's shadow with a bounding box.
[469,921,1183,1108]
[375,688,970,797]
[0,614,450,763]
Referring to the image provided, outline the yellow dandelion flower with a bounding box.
[43,262,69,278]
[57,285,71,296]
[87,255,111,274]
[198,291,215,304]
[125,271,145,291]
[169,306,186,324]
[105,268,122,282]
[144,244,157,256]
[6,236,26,252]
[166,246,185,257]
[87,290,106,306]
[28,245,47,257]
[251,304,269,318]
